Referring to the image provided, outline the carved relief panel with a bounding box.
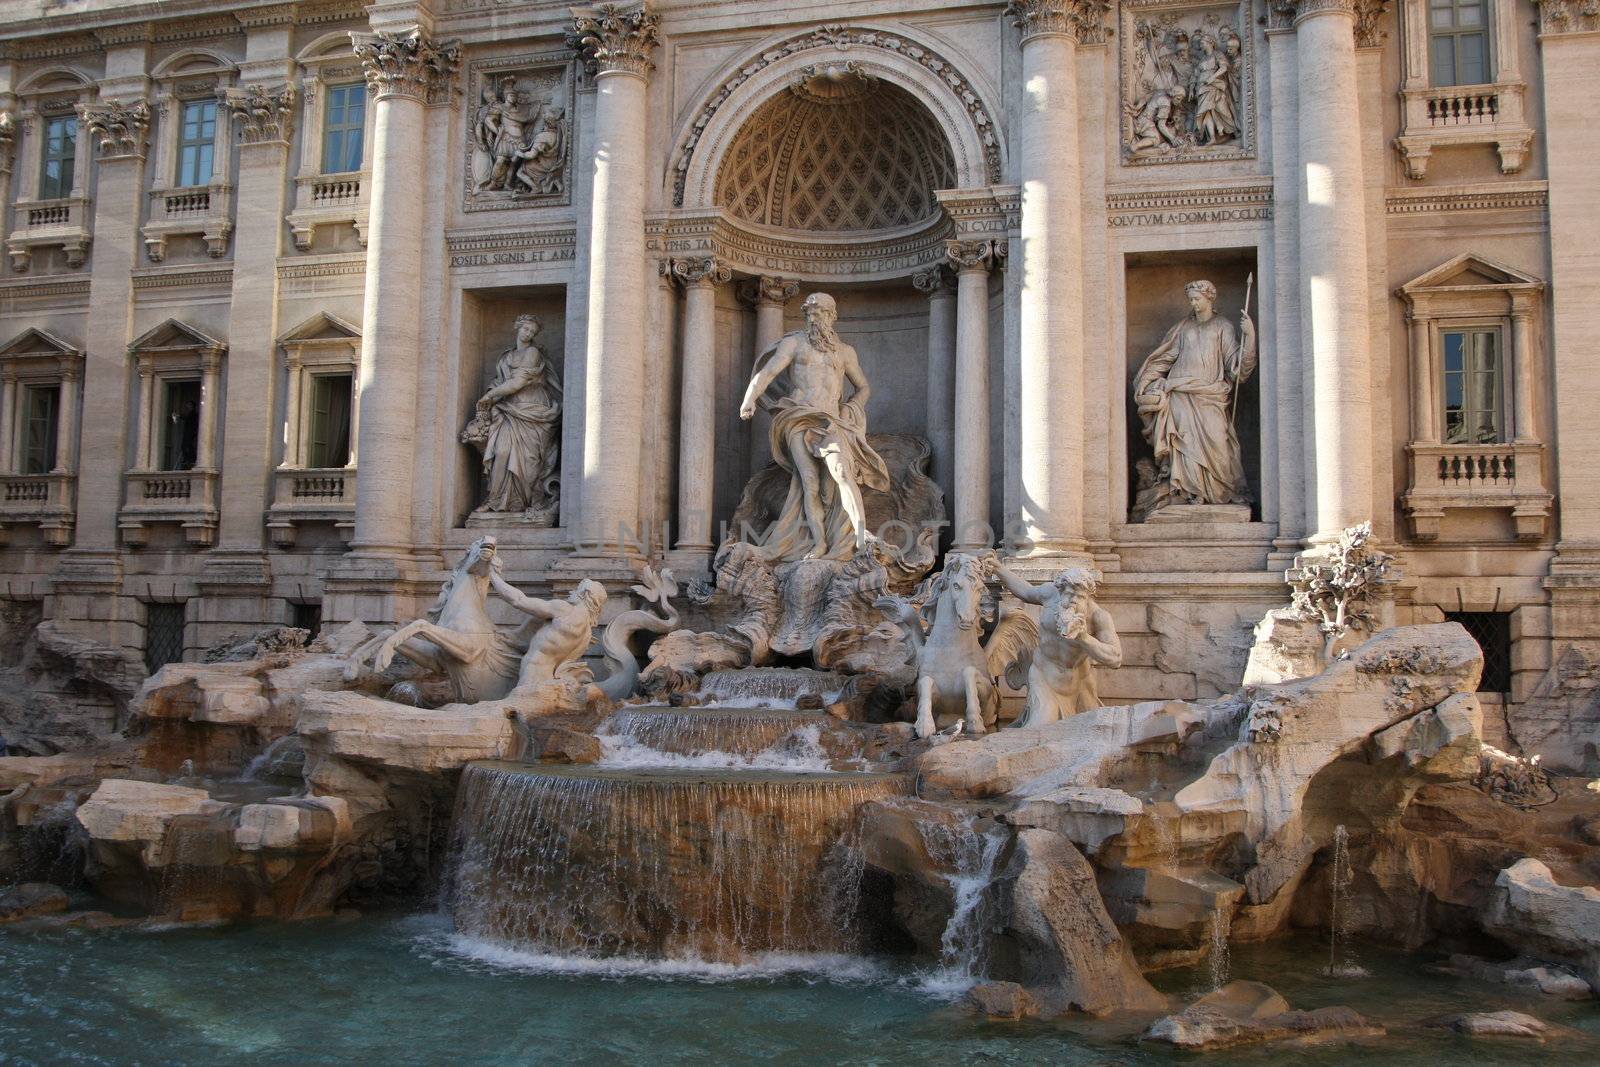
[1120,0,1255,165]
[463,53,574,211]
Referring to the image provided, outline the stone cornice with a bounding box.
[79,99,151,160]
[1535,0,1600,35]
[351,30,461,105]
[1005,0,1113,45]
[223,84,297,145]
[1384,181,1548,215]
[568,4,660,79]
[131,265,235,290]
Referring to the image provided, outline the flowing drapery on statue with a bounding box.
[1133,279,1256,512]
[739,293,889,562]
[462,314,561,523]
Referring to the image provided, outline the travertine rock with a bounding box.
[1480,858,1600,992]
[297,690,515,773]
[0,882,69,922]
[1506,644,1600,774]
[964,981,1040,1020]
[1446,954,1594,999]
[74,779,223,853]
[1429,1010,1548,1039]
[1143,982,1381,1050]
[1241,607,1326,686]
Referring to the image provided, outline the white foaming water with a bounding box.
[898,805,1005,998]
[596,722,840,773]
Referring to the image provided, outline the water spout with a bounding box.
[1323,824,1366,978]
[1207,908,1231,991]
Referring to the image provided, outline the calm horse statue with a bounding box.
[877,552,1038,738]
[343,536,523,704]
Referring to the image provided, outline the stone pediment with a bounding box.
[128,318,225,354]
[0,326,80,360]
[278,311,360,344]
[1399,253,1543,295]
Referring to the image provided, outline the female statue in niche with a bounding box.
[461,314,561,524]
[1190,32,1239,146]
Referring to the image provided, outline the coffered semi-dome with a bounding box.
[714,68,957,233]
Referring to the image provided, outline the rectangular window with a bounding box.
[321,83,367,174]
[144,602,187,673]
[20,384,60,475]
[159,378,202,472]
[290,601,322,637]
[175,99,217,188]
[39,115,77,200]
[305,373,353,469]
[1442,329,1502,444]
[1444,611,1511,693]
[1429,0,1491,86]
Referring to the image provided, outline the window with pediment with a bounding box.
[0,326,82,547]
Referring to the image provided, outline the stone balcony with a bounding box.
[1402,441,1552,542]
[286,171,369,251]
[1394,82,1534,179]
[266,466,356,547]
[0,472,75,546]
[118,468,218,547]
[142,183,233,261]
[6,196,91,271]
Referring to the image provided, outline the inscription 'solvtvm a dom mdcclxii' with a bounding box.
[0,0,1594,731]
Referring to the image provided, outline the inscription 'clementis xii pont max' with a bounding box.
[0,0,1590,744]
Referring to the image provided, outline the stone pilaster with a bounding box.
[672,255,731,554]
[1286,0,1375,541]
[913,265,957,517]
[947,240,999,549]
[569,4,659,556]
[1005,0,1102,557]
[327,29,458,625]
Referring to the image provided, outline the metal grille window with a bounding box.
[305,373,353,469]
[1442,329,1502,444]
[290,601,322,637]
[39,115,76,200]
[1429,0,1491,86]
[322,83,367,174]
[20,384,59,475]
[1445,611,1511,694]
[144,602,187,673]
[175,99,217,188]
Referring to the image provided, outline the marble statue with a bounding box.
[495,577,607,691]
[1125,14,1246,160]
[877,553,1038,739]
[1288,521,1395,663]
[738,292,890,561]
[597,566,680,700]
[1133,279,1256,513]
[994,560,1123,727]
[473,77,568,196]
[461,314,561,524]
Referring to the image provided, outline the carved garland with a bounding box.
[1535,0,1600,34]
[79,99,151,159]
[671,25,1004,208]
[350,30,460,105]
[222,84,296,145]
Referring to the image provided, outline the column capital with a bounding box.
[912,264,956,294]
[78,98,150,161]
[569,4,661,79]
[946,239,1003,274]
[671,255,732,289]
[222,84,297,146]
[351,30,460,105]
[1269,0,1361,29]
[738,274,799,307]
[1352,0,1392,47]
[1005,0,1112,45]
[1535,0,1600,35]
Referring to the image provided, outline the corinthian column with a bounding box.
[947,240,998,549]
[570,4,659,555]
[673,255,730,553]
[914,265,957,511]
[1286,0,1373,540]
[346,30,458,557]
[1005,0,1101,555]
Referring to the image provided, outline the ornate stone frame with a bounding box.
[287,31,376,251]
[1118,0,1256,167]
[461,50,575,213]
[6,68,96,272]
[143,50,238,262]
[0,326,82,547]
[268,310,360,547]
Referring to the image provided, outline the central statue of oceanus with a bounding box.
[738,292,890,562]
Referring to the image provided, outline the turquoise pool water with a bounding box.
[2,915,1596,1066]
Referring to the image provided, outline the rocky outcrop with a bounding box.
[0,610,145,756]
[1241,608,1325,686]
[1480,858,1600,992]
[963,981,1040,1020]
[1427,1010,1548,1039]
[0,881,68,922]
[1506,644,1600,774]
[1143,981,1381,1050]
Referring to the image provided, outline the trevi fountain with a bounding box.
[0,0,1598,1063]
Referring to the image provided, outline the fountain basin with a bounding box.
[449,761,911,962]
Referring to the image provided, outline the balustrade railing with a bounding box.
[1424,88,1499,126]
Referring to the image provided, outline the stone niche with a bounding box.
[1122,248,1260,524]
[454,286,566,528]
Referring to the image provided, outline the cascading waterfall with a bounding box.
[891,802,1005,989]
[698,667,847,705]
[447,761,910,962]
[599,706,826,758]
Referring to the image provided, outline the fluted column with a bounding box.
[347,30,458,556]
[570,5,659,555]
[1511,295,1537,443]
[1406,312,1435,443]
[673,255,730,552]
[1006,0,1097,555]
[914,265,957,511]
[197,348,222,471]
[1290,0,1373,539]
[54,366,78,474]
[750,275,797,353]
[948,240,997,549]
